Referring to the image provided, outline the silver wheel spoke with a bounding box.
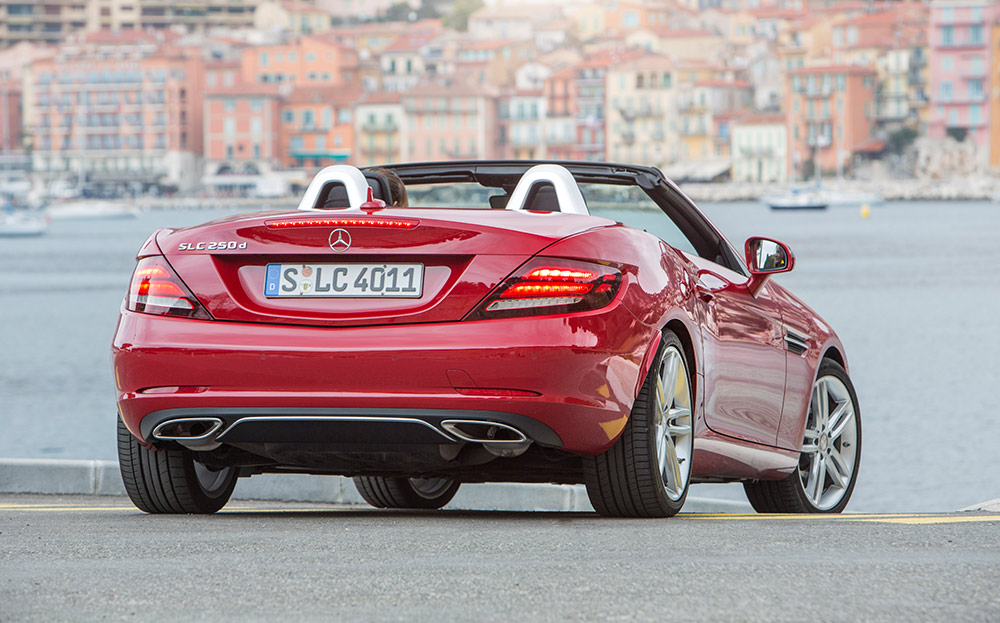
[828,404,854,440]
[666,407,692,435]
[826,449,850,489]
[801,427,821,454]
[655,376,667,416]
[661,434,681,496]
[806,453,824,504]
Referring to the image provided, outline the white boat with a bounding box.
[46,200,138,221]
[761,189,829,210]
[0,211,48,236]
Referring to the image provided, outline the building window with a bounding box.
[941,82,953,100]
[251,118,262,136]
[260,52,268,66]
[941,26,954,46]
[969,25,983,45]
[224,118,235,135]
[250,98,263,111]
[971,57,984,76]
[225,99,235,112]
[969,79,983,99]
[942,56,953,72]
[253,143,260,159]
[970,105,981,125]
[290,136,303,152]
[337,109,351,124]
[226,145,233,158]
[948,108,958,125]
[623,11,638,27]
[303,110,314,127]
[315,135,325,151]
[283,110,294,124]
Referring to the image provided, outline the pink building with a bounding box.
[927,0,999,147]
[29,30,204,192]
[202,82,283,194]
[402,79,499,162]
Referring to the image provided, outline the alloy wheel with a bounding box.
[798,375,859,511]
[653,345,693,501]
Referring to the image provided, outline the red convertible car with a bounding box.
[113,161,861,517]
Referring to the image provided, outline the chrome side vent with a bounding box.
[784,328,808,355]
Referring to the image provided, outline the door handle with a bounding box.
[694,283,715,302]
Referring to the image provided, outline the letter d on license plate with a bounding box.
[264,263,424,298]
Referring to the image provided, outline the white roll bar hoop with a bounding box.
[296,164,370,212]
[505,164,590,215]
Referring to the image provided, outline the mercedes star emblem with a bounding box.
[329,228,351,253]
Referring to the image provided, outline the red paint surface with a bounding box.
[113,206,846,480]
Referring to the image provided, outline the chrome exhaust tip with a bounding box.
[151,418,223,451]
[440,420,532,457]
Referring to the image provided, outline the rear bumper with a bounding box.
[112,303,654,455]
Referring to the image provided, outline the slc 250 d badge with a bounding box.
[178,241,249,251]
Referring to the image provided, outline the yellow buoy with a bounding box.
[860,204,871,219]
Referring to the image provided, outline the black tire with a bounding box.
[583,330,694,518]
[744,359,862,513]
[117,417,238,514]
[353,476,460,509]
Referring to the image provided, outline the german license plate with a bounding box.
[264,263,424,298]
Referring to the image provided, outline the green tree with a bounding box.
[888,126,918,155]
[381,2,413,21]
[442,0,483,31]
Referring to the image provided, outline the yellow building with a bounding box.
[605,54,678,167]
[254,1,333,35]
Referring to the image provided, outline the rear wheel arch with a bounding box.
[664,319,697,400]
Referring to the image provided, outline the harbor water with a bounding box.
[1,200,998,512]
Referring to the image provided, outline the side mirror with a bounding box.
[745,237,794,297]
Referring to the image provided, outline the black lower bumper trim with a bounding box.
[139,407,564,448]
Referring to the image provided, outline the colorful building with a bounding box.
[605,54,677,167]
[402,79,498,162]
[241,34,358,87]
[543,66,576,161]
[504,89,547,160]
[786,65,878,178]
[253,1,333,35]
[927,0,999,155]
[202,82,284,195]
[28,31,205,191]
[730,113,788,183]
[354,90,405,167]
[280,85,361,168]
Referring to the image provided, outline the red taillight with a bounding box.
[467,257,622,320]
[127,256,211,320]
[265,218,417,229]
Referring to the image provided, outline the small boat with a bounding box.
[0,210,48,236]
[761,189,829,210]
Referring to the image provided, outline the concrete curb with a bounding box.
[0,458,753,513]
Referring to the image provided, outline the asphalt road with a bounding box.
[1,495,999,622]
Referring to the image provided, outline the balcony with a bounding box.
[679,125,708,137]
[617,102,662,119]
[359,144,398,156]
[739,146,775,157]
[362,121,398,133]
[804,87,833,98]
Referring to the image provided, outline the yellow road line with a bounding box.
[0,503,997,524]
